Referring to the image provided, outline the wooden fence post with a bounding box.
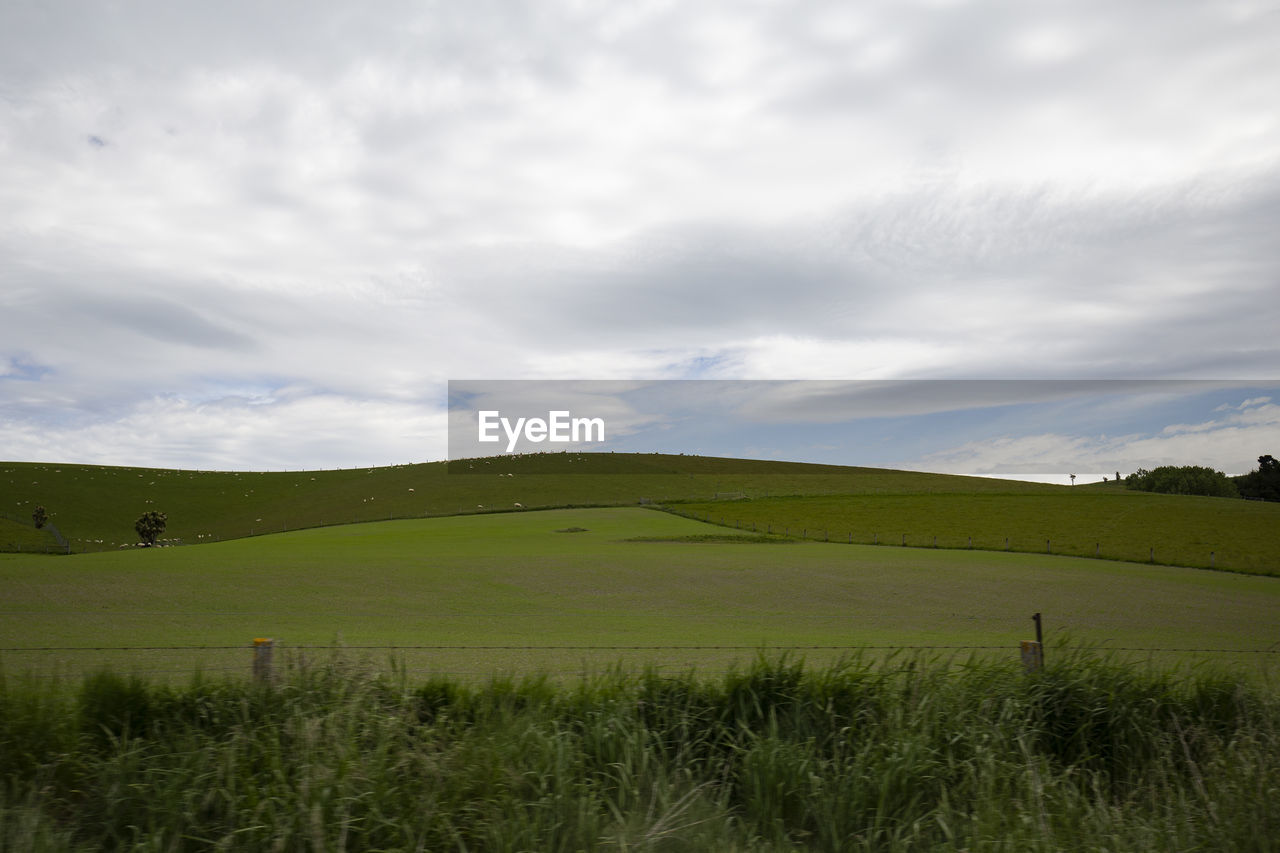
[1021,640,1044,673]
[253,638,274,683]
[1022,613,1045,673]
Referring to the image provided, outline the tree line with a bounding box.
[1125,454,1279,500]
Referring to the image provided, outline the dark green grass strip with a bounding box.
[3,652,1278,851]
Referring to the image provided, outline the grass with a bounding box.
[676,490,1280,575]
[0,454,1087,555]
[2,653,1277,851]
[0,514,63,554]
[2,507,1277,680]
[4,453,1276,576]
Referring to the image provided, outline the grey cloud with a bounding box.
[428,172,1280,381]
[71,293,258,350]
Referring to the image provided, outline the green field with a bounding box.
[3,507,1277,680]
[4,458,1279,849]
[1,454,1063,553]
[4,454,1277,577]
[677,490,1280,574]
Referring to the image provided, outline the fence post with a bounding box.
[253,638,274,683]
[1210,551,1215,568]
[1021,640,1044,673]
[1021,613,1045,673]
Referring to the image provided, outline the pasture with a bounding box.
[0,455,1079,554]
[3,507,1277,681]
[4,462,1279,849]
[4,453,1276,578]
[677,490,1280,574]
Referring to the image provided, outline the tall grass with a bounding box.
[2,653,1277,851]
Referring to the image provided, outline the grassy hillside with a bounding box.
[3,453,1276,574]
[0,455,1063,553]
[0,513,64,554]
[2,507,1276,680]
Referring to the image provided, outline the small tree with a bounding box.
[32,505,48,529]
[135,510,167,546]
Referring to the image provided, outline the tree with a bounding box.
[32,505,48,529]
[1125,465,1239,498]
[134,510,167,546]
[1236,454,1280,501]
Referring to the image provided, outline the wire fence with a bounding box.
[3,642,1277,682]
[0,510,69,554]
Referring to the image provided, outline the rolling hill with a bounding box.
[2,453,1276,573]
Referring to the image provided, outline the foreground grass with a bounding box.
[2,653,1277,851]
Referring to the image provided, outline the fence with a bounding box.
[0,511,69,554]
[3,639,1277,683]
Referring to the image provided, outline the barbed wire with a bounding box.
[2,644,1276,654]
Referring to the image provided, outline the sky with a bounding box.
[2,0,1278,477]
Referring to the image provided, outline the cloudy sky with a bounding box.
[2,0,1278,475]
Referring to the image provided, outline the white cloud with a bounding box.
[913,400,1280,477]
[0,393,445,471]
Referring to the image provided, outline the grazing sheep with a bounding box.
[514,502,523,508]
